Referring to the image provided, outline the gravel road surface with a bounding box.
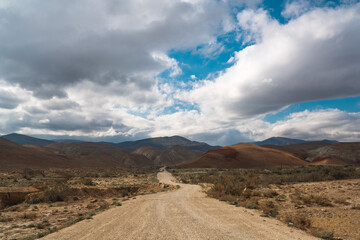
[44,169,317,240]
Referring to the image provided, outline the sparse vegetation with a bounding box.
[0,167,162,240]
[172,165,360,239]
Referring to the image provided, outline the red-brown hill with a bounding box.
[306,142,360,165]
[262,142,331,160]
[133,145,201,166]
[0,138,76,169]
[177,143,308,168]
[45,142,152,168]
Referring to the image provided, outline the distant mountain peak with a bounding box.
[2,133,54,146]
[253,137,338,146]
[116,136,220,152]
[253,137,306,146]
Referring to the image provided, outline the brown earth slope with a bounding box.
[133,145,202,166]
[263,142,360,165]
[306,142,360,165]
[0,138,77,169]
[262,142,330,160]
[178,143,308,168]
[45,142,152,168]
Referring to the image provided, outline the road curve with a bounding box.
[44,169,317,240]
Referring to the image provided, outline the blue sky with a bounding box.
[0,0,359,145]
[158,0,360,130]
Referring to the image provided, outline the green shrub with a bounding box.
[314,231,335,240]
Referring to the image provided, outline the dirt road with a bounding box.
[44,169,317,240]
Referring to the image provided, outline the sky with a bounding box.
[0,0,359,146]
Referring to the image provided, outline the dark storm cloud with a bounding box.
[0,0,232,99]
[0,89,24,109]
[43,99,80,111]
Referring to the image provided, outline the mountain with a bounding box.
[51,139,85,143]
[177,143,307,168]
[253,137,307,146]
[45,142,152,168]
[0,138,77,169]
[262,141,331,160]
[306,142,360,165]
[116,136,220,152]
[262,142,360,165]
[253,137,338,146]
[133,145,202,166]
[2,133,54,146]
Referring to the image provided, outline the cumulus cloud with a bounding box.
[183,4,360,118]
[0,80,29,109]
[0,0,234,99]
[0,1,359,145]
[266,109,360,142]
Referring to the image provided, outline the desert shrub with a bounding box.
[287,213,311,230]
[299,194,332,207]
[351,204,360,210]
[268,209,279,218]
[245,204,257,209]
[121,189,129,197]
[45,184,72,202]
[312,194,333,207]
[37,223,45,229]
[96,202,109,212]
[314,231,335,240]
[333,197,349,205]
[81,177,95,186]
[22,212,37,220]
[262,189,278,198]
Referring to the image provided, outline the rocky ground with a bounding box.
[173,167,360,240]
[0,168,171,240]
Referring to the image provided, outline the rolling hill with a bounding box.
[116,136,220,152]
[2,133,54,146]
[262,142,360,165]
[45,142,152,168]
[0,138,76,169]
[178,143,308,168]
[262,142,331,160]
[133,145,202,166]
[253,137,338,146]
[306,142,360,165]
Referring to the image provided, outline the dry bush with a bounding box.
[26,183,72,204]
[81,177,95,186]
[312,194,333,207]
[262,189,278,198]
[333,197,349,205]
[351,204,360,210]
[22,212,37,220]
[297,194,333,207]
[286,213,311,230]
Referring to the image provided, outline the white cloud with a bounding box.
[282,0,311,18]
[182,4,360,119]
[0,1,359,146]
[267,109,360,142]
[151,52,182,77]
[38,119,50,124]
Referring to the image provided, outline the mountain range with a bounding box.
[1,133,219,152]
[253,137,338,146]
[0,133,358,170]
[2,133,55,146]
